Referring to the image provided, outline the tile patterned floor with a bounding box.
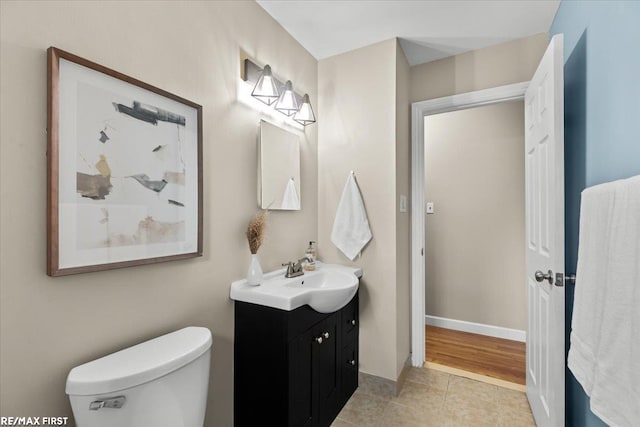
[332,367,536,427]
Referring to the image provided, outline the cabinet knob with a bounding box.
[351,319,356,326]
[315,332,329,344]
[349,359,356,366]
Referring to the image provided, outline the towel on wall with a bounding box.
[281,178,300,210]
[568,174,640,427]
[331,173,372,260]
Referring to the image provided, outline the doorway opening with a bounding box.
[422,100,527,388]
[410,82,529,369]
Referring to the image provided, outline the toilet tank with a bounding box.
[66,327,212,427]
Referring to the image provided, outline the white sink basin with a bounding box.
[230,262,362,313]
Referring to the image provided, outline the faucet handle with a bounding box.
[282,261,295,273]
[282,261,299,278]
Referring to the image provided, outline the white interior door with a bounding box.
[525,34,565,427]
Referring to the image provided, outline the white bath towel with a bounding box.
[331,174,372,260]
[568,174,640,427]
[281,178,300,210]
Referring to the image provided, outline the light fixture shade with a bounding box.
[251,65,279,105]
[293,94,316,126]
[275,80,299,116]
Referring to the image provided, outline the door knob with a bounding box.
[322,332,330,339]
[315,336,323,345]
[535,270,554,285]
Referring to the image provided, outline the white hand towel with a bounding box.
[568,175,640,427]
[331,174,372,260]
[281,178,300,210]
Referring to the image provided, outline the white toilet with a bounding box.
[66,327,212,427]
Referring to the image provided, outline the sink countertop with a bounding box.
[230,261,362,312]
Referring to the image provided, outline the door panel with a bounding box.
[527,278,537,386]
[540,287,550,414]
[315,313,340,427]
[289,328,314,427]
[527,149,538,251]
[525,34,565,427]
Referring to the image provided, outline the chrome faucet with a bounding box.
[282,257,313,278]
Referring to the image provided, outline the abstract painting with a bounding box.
[47,47,202,276]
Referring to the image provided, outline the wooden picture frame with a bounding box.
[47,47,203,276]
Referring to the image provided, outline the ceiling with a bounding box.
[256,0,560,66]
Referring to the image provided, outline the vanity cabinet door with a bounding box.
[313,312,341,427]
[289,311,340,427]
[289,328,314,427]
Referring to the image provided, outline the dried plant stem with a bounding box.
[246,210,267,254]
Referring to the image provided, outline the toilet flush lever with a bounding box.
[89,396,126,410]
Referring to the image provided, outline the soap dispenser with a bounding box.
[304,241,317,271]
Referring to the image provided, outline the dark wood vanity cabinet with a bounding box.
[234,293,359,427]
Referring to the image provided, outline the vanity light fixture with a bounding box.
[274,80,299,116]
[293,94,316,126]
[251,64,279,105]
[242,58,316,126]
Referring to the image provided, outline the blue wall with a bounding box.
[550,1,640,426]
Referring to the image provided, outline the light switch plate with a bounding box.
[426,202,434,214]
[400,195,407,213]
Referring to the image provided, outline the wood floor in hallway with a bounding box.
[426,325,526,385]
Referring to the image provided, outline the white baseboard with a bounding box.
[425,315,526,342]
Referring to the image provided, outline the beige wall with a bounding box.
[425,102,526,330]
[410,33,548,102]
[0,2,317,425]
[318,39,410,382]
[394,41,411,377]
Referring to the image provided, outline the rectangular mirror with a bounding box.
[259,120,301,210]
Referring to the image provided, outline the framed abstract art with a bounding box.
[47,47,202,276]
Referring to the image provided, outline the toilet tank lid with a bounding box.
[66,326,212,396]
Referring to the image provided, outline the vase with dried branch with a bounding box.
[245,210,267,285]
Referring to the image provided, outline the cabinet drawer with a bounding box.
[341,294,358,339]
[340,342,358,405]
